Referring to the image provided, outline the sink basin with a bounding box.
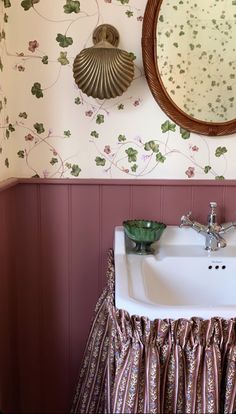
[114,225,236,319]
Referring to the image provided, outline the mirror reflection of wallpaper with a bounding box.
[157,0,236,122]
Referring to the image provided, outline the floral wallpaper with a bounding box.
[0,0,236,180]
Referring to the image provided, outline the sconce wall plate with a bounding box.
[73,24,134,100]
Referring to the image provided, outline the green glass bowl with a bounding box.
[123,219,166,254]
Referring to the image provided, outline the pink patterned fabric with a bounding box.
[71,250,236,414]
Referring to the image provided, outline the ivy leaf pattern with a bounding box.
[144,140,159,153]
[63,0,80,14]
[4,0,11,8]
[128,52,136,61]
[56,33,73,48]
[70,164,81,176]
[204,165,212,174]
[96,114,104,124]
[64,130,71,137]
[33,122,45,134]
[118,134,126,142]
[91,131,99,138]
[8,123,15,132]
[156,152,166,163]
[125,147,138,162]
[95,157,106,166]
[126,11,133,18]
[131,164,138,172]
[0,1,232,180]
[161,120,176,132]
[117,0,129,4]
[19,112,28,119]
[21,0,40,11]
[215,146,227,157]
[17,150,25,159]
[57,52,69,65]
[31,82,43,98]
[74,97,81,105]
[50,157,58,165]
[42,55,48,64]
[180,128,190,139]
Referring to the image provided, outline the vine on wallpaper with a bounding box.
[0,0,11,172]
[0,0,231,179]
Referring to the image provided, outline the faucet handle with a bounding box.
[210,201,217,209]
[180,211,193,227]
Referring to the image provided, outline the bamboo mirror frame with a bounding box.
[142,0,236,136]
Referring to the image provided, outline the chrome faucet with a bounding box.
[180,202,236,251]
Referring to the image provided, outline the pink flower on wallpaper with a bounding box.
[43,170,50,178]
[52,150,58,156]
[85,110,93,117]
[28,40,39,52]
[141,154,151,162]
[185,167,195,178]
[133,99,141,107]
[25,133,34,141]
[137,16,144,21]
[191,145,199,152]
[17,65,25,72]
[104,145,111,154]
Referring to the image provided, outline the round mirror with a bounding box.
[142,0,236,136]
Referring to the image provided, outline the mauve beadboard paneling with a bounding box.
[70,185,100,398]
[1,179,236,413]
[39,185,70,413]
[100,185,131,288]
[0,187,19,413]
[14,184,41,413]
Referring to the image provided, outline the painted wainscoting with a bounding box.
[1,178,236,413]
[0,181,19,413]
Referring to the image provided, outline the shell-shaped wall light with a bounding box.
[73,24,135,100]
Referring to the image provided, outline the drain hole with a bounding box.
[208,265,212,269]
[215,265,219,270]
[222,265,226,269]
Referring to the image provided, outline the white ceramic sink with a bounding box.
[114,225,236,319]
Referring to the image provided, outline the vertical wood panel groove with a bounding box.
[68,184,72,408]
[99,184,103,294]
[37,184,43,413]
[160,185,164,222]
[129,185,133,217]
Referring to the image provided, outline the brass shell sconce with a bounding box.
[73,24,135,100]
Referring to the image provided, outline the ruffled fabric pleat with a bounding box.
[71,250,236,414]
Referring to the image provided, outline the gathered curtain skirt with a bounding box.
[71,250,236,414]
